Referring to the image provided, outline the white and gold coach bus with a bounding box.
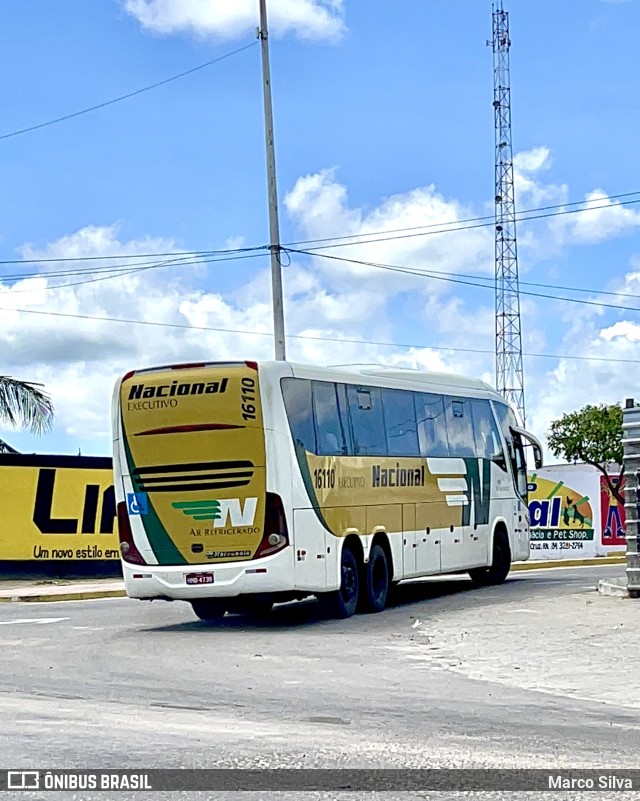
[112,360,542,620]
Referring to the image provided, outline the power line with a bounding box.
[2,235,639,306]
[0,244,263,266]
[284,190,640,249]
[3,303,640,366]
[2,190,640,268]
[1,195,639,304]
[292,248,640,314]
[1,253,201,283]
[2,251,267,294]
[293,196,640,253]
[0,42,258,143]
[288,247,640,302]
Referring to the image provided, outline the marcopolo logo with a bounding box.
[171,497,258,528]
[128,377,228,401]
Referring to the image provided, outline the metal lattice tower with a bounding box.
[491,3,525,425]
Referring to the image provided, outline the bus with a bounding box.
[112,360,542,620]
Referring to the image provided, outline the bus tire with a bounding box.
[190,599,227,622]
[469,530,511,586]
[319,546,359,619]
[361,543,389,613]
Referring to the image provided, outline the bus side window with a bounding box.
[281,378,316,453]
[443,396,475,458]
[312,381,351,456]
[415,393,449,457]
[347,385,387,456]
[470,398,506,468]
[382,388,419,457]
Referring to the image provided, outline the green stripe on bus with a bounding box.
[292,442,333,534]
[123,436,186,565]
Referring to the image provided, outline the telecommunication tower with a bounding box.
[491,3,525,424]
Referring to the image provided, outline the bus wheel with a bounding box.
[190,599,227,622]
[362,543,389,613]
[320,546,359,619]
[469,530,511,586]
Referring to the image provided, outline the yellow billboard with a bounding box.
[0,454,119,561]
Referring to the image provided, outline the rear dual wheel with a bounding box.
[320,543,390,619]
[362,543,390,613]
[320,546,360,619]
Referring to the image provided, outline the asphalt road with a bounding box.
[0,564,637,800]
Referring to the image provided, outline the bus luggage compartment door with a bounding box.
[292,509,328,591]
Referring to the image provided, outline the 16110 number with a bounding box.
[313,468,335,489]
[241,377,257,421]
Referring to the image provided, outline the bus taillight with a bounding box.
[254,493,289,558]
[117,501,147,565]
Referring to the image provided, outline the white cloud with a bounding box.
[509,147,640,258]
[514,146,552,174]
[285,168,495,294]
[123,0,345,41]
[553,190,640,245]
[601,320,640,342]
[513,146,568,210]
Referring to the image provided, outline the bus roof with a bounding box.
[277,361,502,399]
[118,359,504,402]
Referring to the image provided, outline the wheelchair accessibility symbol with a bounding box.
[127,493,148,515]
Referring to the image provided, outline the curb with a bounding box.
[598,582,628,598]
[597,576,629,598]
[511,555,626,571]
[0,588,126,604]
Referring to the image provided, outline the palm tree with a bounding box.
[0,376,55,453]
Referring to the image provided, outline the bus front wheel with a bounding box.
[361,543,389,613]
[469,530,511,586]
[190,599,227,622]
[320,546,359,619]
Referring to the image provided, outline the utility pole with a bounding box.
[490,3,525,425]
[258,0,286,360]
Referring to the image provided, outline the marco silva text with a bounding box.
[548,774,634,790]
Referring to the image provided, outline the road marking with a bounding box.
[0,617,69,626]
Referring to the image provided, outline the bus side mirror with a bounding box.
[532,445,543,470]
[511,426,543,470]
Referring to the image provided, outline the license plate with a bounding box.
[185,573,214,585]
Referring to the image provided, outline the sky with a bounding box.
[2,0,640,459]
